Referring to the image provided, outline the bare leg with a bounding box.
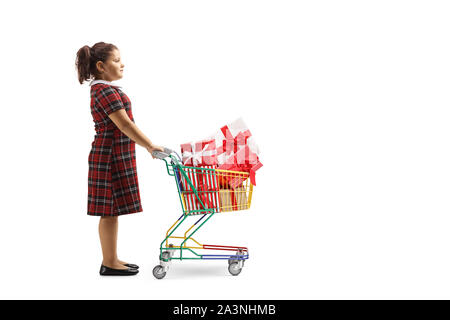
[99,216,127,269]
[112,217,130,266]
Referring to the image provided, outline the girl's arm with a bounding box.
[108,109,162,153]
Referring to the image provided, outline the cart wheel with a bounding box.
[228,262,242,276]
[153,265,166,279]
[229,250,245,266]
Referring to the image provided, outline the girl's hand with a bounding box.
[147,144,165,159]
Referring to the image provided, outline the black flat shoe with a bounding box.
[99,265,139,276]
[124,263,139,269]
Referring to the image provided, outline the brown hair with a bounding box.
[75,42,118,84]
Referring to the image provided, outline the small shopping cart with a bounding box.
[151,148,254,279]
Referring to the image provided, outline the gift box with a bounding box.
[218,186,249,212]
[234,186,249,210]
[218,117,260,155]
[220,125,251,156]
[182,189,218,213]
[181,139,216,166]
[179,165,220,213]
[217,145,263,187]
[180,117,262,188]
[218,189,233,212]
[215,118,263,185]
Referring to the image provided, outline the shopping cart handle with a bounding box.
[152,147,174,159]
[163,147,174,154]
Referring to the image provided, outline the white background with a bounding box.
[1,0,450,299]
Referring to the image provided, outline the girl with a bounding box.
[75,42,163,276]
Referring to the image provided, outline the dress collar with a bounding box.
[89,79,122,88]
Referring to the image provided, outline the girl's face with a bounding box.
[96,49,124,81]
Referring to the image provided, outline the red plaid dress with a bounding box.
[87,81,143,216]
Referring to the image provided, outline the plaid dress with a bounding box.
[87,80,143,216]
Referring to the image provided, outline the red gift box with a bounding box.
[181,139,216,166]
[220,126,251,155]
[180,142,194,165]
[181,165,220,213]
[218,144,263,186]
[181,118,262,203]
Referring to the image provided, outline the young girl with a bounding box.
[76,42,164,276]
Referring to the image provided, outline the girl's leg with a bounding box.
[112,215,129,266]
[99,216,127,269]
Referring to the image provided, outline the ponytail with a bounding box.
[75,45,91,84]
[75,42,118,84]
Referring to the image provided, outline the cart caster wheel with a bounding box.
[228,262,242,276]
[153,265,166,279]
[231,258,245,267]
[229,250,245,265]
